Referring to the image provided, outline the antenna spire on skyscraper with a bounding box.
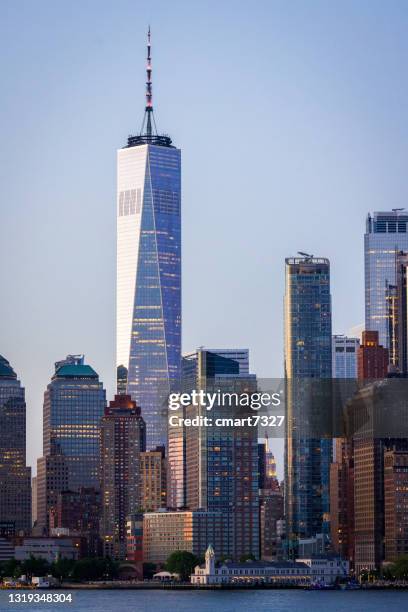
[127,27,173,148]
[145,26,153,137]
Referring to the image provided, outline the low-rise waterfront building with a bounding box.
[0,537,14,561]
[14,537,79,563]
[191,546,349,586]
[297,555,349,584]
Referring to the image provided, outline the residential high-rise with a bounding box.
[49,488,101,557]
[365,210,408,348]
[284,256,332,550]
[140,446,167,511]
[36,355,106,532]
[330,438,354,564]
[357,331,388,379]
[332,335,359,378]
[116,29,181,450]
[100,395,145,559]
[0,355,31,534]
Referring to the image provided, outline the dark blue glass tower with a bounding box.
[284,256,332,551]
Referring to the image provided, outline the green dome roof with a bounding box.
[54,364,98,379]
[0,355,17,379]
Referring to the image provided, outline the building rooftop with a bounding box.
[220,560,310,570]
[54,364,98,379]
[0,355,17,380]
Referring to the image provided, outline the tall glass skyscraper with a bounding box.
[365,210,408,349]
[0,355,31,534]
[116,29,181,450]
[36,355,106,531]
[284,256,332,549]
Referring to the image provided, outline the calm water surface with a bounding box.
[2,589,408,612]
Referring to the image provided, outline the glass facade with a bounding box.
[117,142,181,450]
[365,211,408,349]
[181,349,259,560]
[284,257,332,546]
[37,355,106,530]
[43,356,106,491]
[0,355,31,533]
[332,335,359,378]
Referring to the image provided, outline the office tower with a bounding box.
[284,256,332,549]
[352,387,385,573]
[258,437,279,491]
[384,449,408,561]
[100,394,145,559]
[365,210,408,348]
[167,349,251,511]
[36,355,106,531]
[357,331,388,379]
[116,365,128,395]
[116,29,181,450]
[204,349,250,375]
[49,488,101,557]
[140,446,167,511]
[0,355,31,534]
[332,335,359,378]
[180,348,259,560]
[143,510,227,563]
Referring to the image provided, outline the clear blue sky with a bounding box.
[2,0,408,478]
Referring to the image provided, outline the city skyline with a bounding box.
[3,2,408,478]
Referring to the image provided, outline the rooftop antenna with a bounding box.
[140,26,158,137]
[298,251,314,261]
[127,28,172,148]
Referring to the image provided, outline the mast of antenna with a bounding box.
[145,26,153,137]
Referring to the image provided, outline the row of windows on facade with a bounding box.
[118,188,180,217]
